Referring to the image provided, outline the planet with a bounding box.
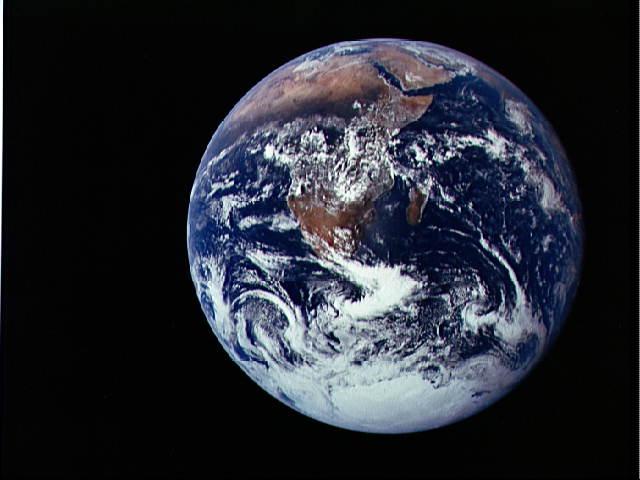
[187,39,583,433]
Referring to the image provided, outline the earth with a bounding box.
[187,39,583,433]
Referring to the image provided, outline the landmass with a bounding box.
[238,44,454,258]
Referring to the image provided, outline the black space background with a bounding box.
[1,1,637,478]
